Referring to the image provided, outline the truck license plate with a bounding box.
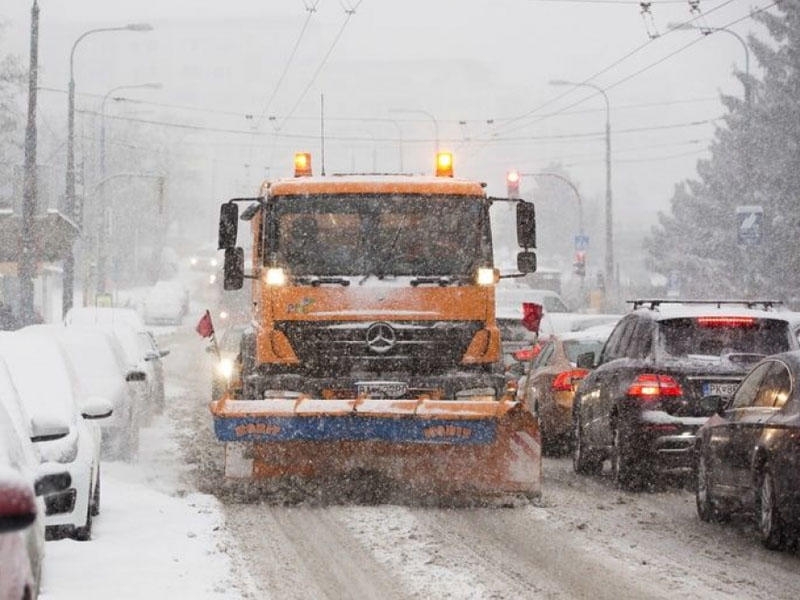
[356,381,408,399]
[702,382,738,397]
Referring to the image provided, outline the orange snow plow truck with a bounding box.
[210,151,541,499]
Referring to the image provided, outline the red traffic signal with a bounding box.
[574,251,586,277]
[506,170,520,199]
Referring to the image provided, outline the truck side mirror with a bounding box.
[224,247,245,290]
[517,251,537,274]
[218,203,239,249]
[516,201,536,249]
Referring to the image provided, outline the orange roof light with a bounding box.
[294,152,312,177]
[435,151,453,177]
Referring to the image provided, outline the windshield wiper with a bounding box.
[295,276,351,287]
[410,276,459,287]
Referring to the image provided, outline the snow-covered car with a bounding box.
[38,325,146,460]
[0,357,71,599]
[142,280,190,326]
[65,308,169,414]
[0,330,111,540]
[519,324,616,455]
[573,300,800,490]
[65,306,145,333]
[696,349,800,550]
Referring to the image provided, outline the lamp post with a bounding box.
[523,171,584,234]
[389,107,439,159]
[668,23,750,105]
[63,22,152,316]
[550,79,613,290]
[19,0,39,326]
[97,82,161,294]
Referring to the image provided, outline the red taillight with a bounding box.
[552,368,590,392]
[627,373,682,400]
[696,316,755,328]
[513,343,542,362]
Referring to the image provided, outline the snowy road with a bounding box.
[45,324,800,599]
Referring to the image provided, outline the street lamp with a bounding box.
[667,23,750,105]
[97,82,161,294]
[389,108,439,158]
[524,172,584,234]
[64,22,153,316]
[550,79,613,290]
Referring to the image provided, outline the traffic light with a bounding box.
[506,169,520,199]
[574,251,586,277]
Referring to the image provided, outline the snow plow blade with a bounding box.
[210,396,541,499]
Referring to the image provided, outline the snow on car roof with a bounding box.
[65,306,145,332]
[0,331,82,426]
[555,323,617,342]
[633,302,800,322]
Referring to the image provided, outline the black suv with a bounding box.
[572,300,800,489]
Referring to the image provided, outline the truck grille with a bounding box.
[275,320,483,373]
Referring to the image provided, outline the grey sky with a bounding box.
[3,0,759,232]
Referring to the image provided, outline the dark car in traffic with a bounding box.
[572,300,800,490]
[695,350,800,549]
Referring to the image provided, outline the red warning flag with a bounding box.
[521,302,544,334]
[195,309,214,338]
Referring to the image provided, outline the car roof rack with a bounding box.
[627,299,784,311]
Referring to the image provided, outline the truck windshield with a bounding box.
[271,194,491,277]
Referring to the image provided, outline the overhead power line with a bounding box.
[277,0,364,131]
[253,0,321,130]
[488,0,737,137]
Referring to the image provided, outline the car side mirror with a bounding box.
[126,370,147,382]
[517,251,537,274]
[80,396,113,420]
[30,418,70,443]
[516,201,536,249]
[576,351,596,369]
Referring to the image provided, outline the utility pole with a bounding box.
[19,0,39,325]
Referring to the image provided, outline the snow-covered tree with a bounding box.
[646,0,800,300]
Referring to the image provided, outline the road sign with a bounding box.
[736,205,763,246]
[574,234,589,251]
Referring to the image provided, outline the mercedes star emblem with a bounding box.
[365,322,396,354]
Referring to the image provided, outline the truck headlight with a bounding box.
[476,267,496,286]
[216,358,234,380]
[265,267,287,286]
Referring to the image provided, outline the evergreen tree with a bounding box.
[646,0,800,300]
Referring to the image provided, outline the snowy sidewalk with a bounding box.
[39,414,247,599]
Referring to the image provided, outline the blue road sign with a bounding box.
[736,205,763,246]
[574,234,589,251]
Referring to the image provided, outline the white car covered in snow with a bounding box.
[34,324,146,460]
[65,307,169,414]
[0,356,71,598]
[0,330,111,540]
[142,280,190,326]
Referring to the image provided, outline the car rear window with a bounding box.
[563,339,605,363]
[658,317,789,358]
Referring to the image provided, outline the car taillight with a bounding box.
[627,373,682,400]
[552,369,589,392]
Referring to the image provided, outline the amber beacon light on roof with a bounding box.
[294,152,312,177]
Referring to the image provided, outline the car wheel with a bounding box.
[90,469,101,517]
[74,505,93,541]
[573,412,602,475]
[611,422,640,491]
[758,469,786,550]
[696,451,727,522]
